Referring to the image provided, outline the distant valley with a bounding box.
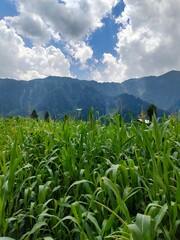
[0,70,179,120]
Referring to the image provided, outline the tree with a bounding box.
[30,109,38,120]
[44,111,50,122]
[147,104,157,121]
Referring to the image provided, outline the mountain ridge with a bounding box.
[121,70,180,110]
[0,70,179,119]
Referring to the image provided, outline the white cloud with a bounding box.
[91,0,180,82]
[2,0,179,82]
[92,53,126,82]
[0,0,120,80]
[0,20,70,80]
[5,13,57,46]
[8,0,119,42]
[116,0,180,79]
[65,41,93,66]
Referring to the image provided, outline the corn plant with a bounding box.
[0,113,179,239]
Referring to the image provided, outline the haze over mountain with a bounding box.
[122,70,180,111]
[0,70,179,119]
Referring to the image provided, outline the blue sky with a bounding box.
[0,0,17,18]
[0,0,179,82]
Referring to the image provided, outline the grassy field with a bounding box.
[0,113,179,240]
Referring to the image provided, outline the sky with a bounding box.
[0,0,180,83]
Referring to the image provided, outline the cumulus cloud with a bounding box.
[8,0,119,42]
[117,0,180,79]
[1,0,179,82]
[0,0,120,80]
[65,41,93,66]
[0,20,70,80]
[5,13,57,45]
[92,53,126,82]
[92,0,180,82]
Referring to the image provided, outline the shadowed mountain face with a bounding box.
[121,70,180,111]
[0,70,179,119]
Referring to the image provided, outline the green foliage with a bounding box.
[147,104,157,121]
[0,114,179,239]
[0,238,16,240]
[30,109,38,119]
[44,111,50,122]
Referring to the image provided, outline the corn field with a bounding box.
[0,113,180,240]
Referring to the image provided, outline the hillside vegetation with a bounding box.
[0,113,180,239]
[0,70,179,118]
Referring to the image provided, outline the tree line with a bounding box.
[30,109,50,122]
[30,104,157,122]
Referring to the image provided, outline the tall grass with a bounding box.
[0,114,179,239]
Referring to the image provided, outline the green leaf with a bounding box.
[68,180,93,191]
[154,203,168,231]
[29,221,48,234]
[85,212,101,234]
[128,224,143,240]
[135,213,153,240]
[102,176,131,223]
[0,238,16,240]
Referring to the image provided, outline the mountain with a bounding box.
[0,70,179,119]
[122,70,180,111]
[106,93,167,121]
[169,98,180,112]
[76,86,107,119]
